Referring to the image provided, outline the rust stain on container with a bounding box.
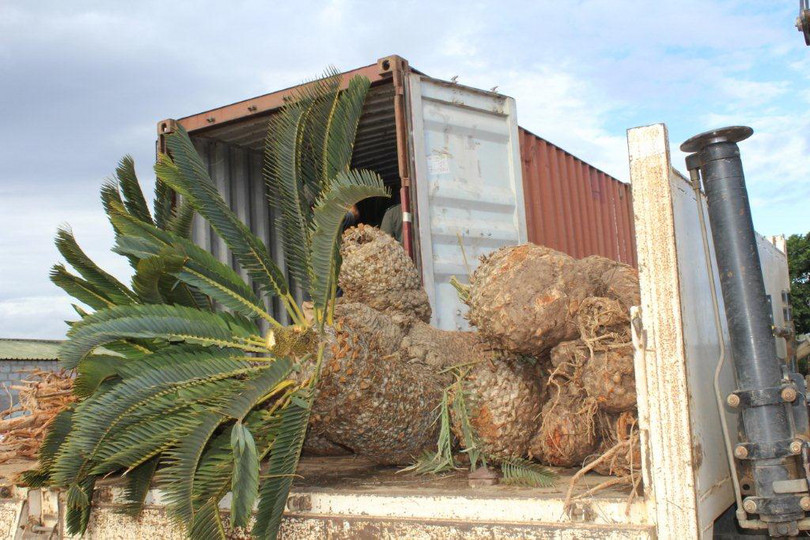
[519,128,637,267]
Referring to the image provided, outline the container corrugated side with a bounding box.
[519,128,637,266]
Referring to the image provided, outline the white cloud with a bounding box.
[0,296,73,339]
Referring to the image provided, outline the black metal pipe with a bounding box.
[682,127,806,536]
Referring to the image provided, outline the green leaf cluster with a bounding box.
[37,68,389,540]
[404,368,555,488]
[788,232,810,336]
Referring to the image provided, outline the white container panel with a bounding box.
[409,76,527,330]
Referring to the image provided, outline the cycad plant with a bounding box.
[30,70,388,539]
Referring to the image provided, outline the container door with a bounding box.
[408,75,527,330]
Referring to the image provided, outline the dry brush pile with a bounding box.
[0,370,76,463]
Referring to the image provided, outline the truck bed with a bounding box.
[2,456,653,539]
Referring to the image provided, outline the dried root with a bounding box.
[0,369,76,463]
[576,297,637,414]
[529,375,599,467]
[590,411,642,477]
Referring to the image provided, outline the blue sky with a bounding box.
[1,1,808,339]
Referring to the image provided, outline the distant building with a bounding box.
[0,339,61,411]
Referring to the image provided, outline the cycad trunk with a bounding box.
[308,303,542,464]
[302,228,547,465]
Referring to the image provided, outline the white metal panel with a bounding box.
[628,123,792,538]
[668,165,737,537]
[409,75,527,330]
[759,234,790,360]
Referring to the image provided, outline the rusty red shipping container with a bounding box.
[519,128,637,267]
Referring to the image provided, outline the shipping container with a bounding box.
[1,122,792,539]
[156,55,634,331]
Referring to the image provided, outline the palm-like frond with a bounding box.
[253,388,313,540]
[116,155,154,225]
[100,179,125,235]
[110,204,272,322]
[499,457,555,487]
[189,498,227,540]
[50,264,117,311]
[309,169,388,315]
[158,137,295,320]
[161,411,225,525]
[45,66,388,540]
[230,421,260,528]
[119,456,160,516]
[51,347,254,481]
[59,304,264,369]
[64,477,95,535]
[188,402,284,537]
[73,354,123,398]
[19,409,75,488]
[321,75,371,184]
[264,99,313,290]
[55,227,137,304]
[132,253,185,304]
[153,176,174,230]
[153,153,195,237]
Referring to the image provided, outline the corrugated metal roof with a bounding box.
[0,339,62,361]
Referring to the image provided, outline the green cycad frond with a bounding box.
[301,67,343,199]
[19,409,75,488]
[153,152,195,237]
[322,75,371,184]
[110,202,272,322]
[50,264,117,311]
[132,253,185,304]
[64,477,95,535]
[59,304,264,369]
[187,401,284,537]
[309,169,389,316]
[160,358,293,528]
[168,200,195,238]
[264,98,314,290]
[161,411,224,525]
[116,155,154,225]
[189,498,227,540]
[171,242,274,324]
[499,457,556,487]
[153,176,174,230]
[120,456,160,516]
[158,136,296,320]
[230,421,260,528]
[100,179,125,235]
[74,354,122,398]
[51,347,256,483]
[263,70,372,294]
[46,65,388,539]
[55,226,137,304]
[253,387,313,540]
